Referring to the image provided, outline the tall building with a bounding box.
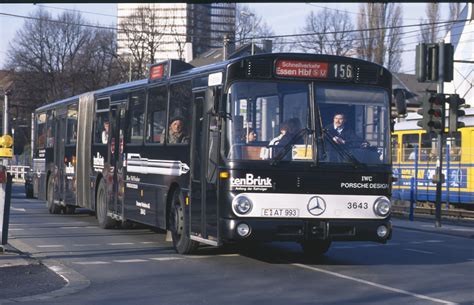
[117,3,235,63]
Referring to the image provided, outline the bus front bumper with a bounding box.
[220,218,392,244]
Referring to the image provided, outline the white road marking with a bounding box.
[451,228,474,232]
[140,241,159,244]
[107,242,134,246]
[218,254,240,257]
[187,255,213,259]
[8,228,24,231]
[293,264,457,305]
[113,259,148,263]
[60,227,82,229]
[425,240,443,243]
[405,248,434,254]
[44,222,87,225]
[73,243,101,247]
[37,245,64,248]
[150,257,183,261]
[74,261,110,265]
[11,207,26,212]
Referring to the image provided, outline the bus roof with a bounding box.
[36,52,390,112]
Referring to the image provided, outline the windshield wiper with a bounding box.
[270,128,313,166]
[321,128,363,168]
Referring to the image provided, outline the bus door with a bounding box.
[108,102,127,217]
[190,91,219,244]
[54,113,67,204]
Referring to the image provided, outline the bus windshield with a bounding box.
[226,81,390,165]
[316,84,390,165]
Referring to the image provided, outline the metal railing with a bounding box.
[7,165,30,183]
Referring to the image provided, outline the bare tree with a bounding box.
[6,8,122,129]
[77,28,123,91]
[446,3,463,33]
[118,4,170,79]
[7,8,93,102]
[419,3,441,43]
[385,5,403,72]
[356,3,404,71]
[295,9,355,56]
[235,4,281,53]
[235,4,262,46]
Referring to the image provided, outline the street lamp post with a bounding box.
[240,11,255,55]
[3,90,11,136]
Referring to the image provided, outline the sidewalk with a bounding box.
[392,215,474,239]
[0,244,67,302]
[0,241,89,304]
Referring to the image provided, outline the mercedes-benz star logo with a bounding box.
[307,196,326,216]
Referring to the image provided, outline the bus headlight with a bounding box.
[373,197,391,217]
[233,196,253,215]
[236,223,251,237]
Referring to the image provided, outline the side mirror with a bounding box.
[393,89,407,117]
[206,87,222,115]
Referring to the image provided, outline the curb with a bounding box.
[0,239,90,304]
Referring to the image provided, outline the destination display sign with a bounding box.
[275,59,353,80]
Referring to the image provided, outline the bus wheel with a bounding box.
[169,190,198,254]
[64,205,76,214]
[96,179,117,229]
[46,177,61,214]
[300,240,331,257]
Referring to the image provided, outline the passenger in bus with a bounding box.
[260,118,303,159]
[450,147,461,161]
[325,113,368,148]
[167,117,189,144]
[241,128,257,143]
[102,121,109,144]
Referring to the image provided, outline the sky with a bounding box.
[0,2,454,74]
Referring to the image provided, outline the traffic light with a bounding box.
[416,43,454,83]
[447,94,466,134]
[417,93,445,134]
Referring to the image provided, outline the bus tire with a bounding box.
[46,177,61,214]
[300,240,331,257]
[96,179,117,229]
[169,190,198,254]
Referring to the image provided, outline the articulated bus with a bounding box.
[392,109,474,209]
[32,53,396,255]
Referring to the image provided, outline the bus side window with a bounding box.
[168,81,191,144]
[36,112,47,149]
[46,110,55,148]
[67,104,78,144]
[95,113,109,144]
[146,86,167,144]
[402,133,418,162]
[94,98,110,144]
[129,90,146,144]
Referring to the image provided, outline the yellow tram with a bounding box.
[392,108,474,209]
